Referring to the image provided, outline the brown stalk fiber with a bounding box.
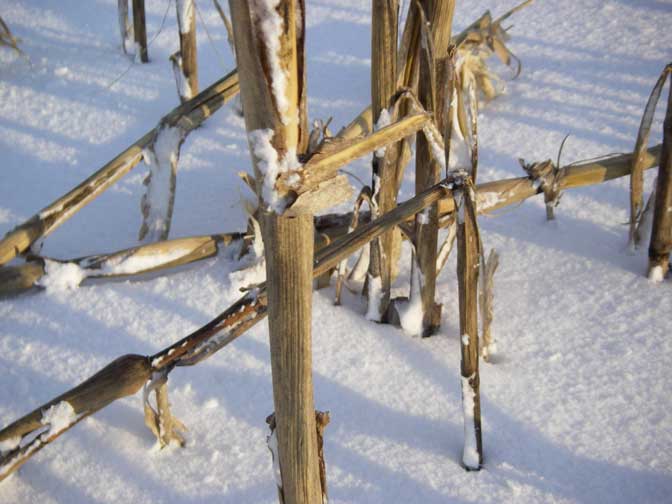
[629,63,672,247]
[413,0,455,336]
[228,0,323,501]
[647,75,672,280]
[455,179,483,471]
[132,0,149,63]
[479,249,499,362]
[367,0,399,321]
[176,0,198,101]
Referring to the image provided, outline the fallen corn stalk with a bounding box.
[0,143,662,480]
[0,69,240,266]
[0,178,451,482]
[0,233,245,297]
[2,144,658,298]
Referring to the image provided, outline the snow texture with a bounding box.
[266,428,283,489]
[397,256,424,336]
[91,248,192,276]
[248,128,300,212]
[1,1,672,502]
[176,0,195,35]
[648,265,665,283]
[423,125,447,172]
[37,260,86,292]
[365,274,383,321]
[476,191,503,212]
[374,108,391,158]
[171,54,193,101]
[461,374,480,469]
[250,0,291,123]
[140,125,184,242]
[0,437,21,454]
[41,401,78,436]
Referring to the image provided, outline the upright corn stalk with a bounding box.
[228,1,323,502]
[132,0,149,62]
[173,0,199,102]
[648,75,672,282]
[629,64,672,248]
[455,178,483,470]
[413,0,455,336]
[117,0,134,55]
[367,0,399,321]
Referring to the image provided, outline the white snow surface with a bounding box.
[37,260,87,292]
[41,401,78,436]
[1,1,672,503]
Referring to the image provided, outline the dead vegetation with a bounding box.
[1,0,670,496]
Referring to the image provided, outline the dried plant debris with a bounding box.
[0,15,23,56]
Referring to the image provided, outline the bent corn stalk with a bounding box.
[0,70,240,266]
[0,142,661,479]
[1,144,657,298]
[0,233,245,297]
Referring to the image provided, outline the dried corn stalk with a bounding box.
[143,371,187,447]
[117,0,134,55]
[479,248,499,361]
[335,187,374,305]
[139,125,186,242]
[629,63,672,248]
[0,143,660,479]
[0,15,22,56]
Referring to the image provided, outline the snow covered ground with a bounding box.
[1,0,672,502]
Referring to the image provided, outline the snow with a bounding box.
[248,128,301,213]
[176,0,195,35]
[250,0,291,123]
[41,401,78,436]
[0,437,21,454]
[365,274,383,321]
[140,125,184,242]
[476,190,503,212]
[460,374,480,470]
[36,259,86,292]
[266,427,283,489]
[171,53,193,100]
[1,1,672,503]
[648,265,665,283]
[90,248,192,276]
[374,108,391,158]
[397,257,424,336]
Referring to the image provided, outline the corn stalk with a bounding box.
[0,70,240,266]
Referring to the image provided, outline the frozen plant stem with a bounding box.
[175,0,198,101]
[456,185,483,470]
[262,214,322,504]
[132,0,148,62]
[647,74,672,281]
[139,125,186,242]
[368,0,399,322]
[0,69,240,267]
[118,0,134,55]
[228,0,323,501]
[413,0,456,336]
